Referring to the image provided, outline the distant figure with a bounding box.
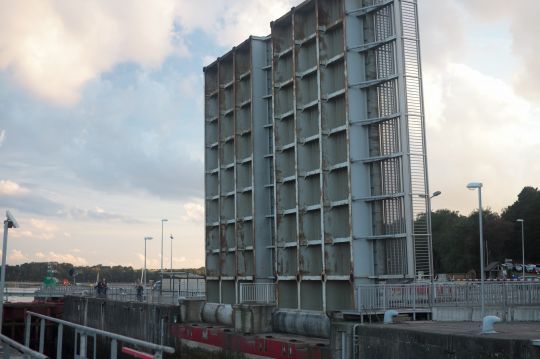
[102,278,108,297]
[136,280,144,302]
[95,280,103,297]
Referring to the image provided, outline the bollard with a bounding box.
[481,315,501,334]
[383,310,399,324]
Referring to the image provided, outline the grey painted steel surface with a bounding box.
[204,37,274,305]
[204,0,431,312]
[272,309,331,338]
[201,303,234,326]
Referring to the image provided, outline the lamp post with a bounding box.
[170,234,174,274]
[144,236,153,288]
[516,219,525,279]
[419,190,441,279]
[160,219,168,292]
[467,182,484,319]
[1,211,19,329]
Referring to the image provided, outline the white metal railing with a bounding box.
[239,283,276,304]
[5,282,207,304]
[24,311,174,359]
[35,285,90,297]
[356,282,540,311]
[76,287,206,304]
[178,289,206,299]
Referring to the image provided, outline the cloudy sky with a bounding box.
[0,0,538,268]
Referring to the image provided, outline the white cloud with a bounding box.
[202,55,217,67]
[0,129,5,147]
[0,180,28,196]
[425,62,540,214]
[182,201,204,223]
[30,218,58,232]
[0,0,300,106]
[175,0,296,47]
[42,251,87,265]
[9,249,27,263]
[0,0,187,105]
[11,218,59,240]
[137,253,160,269]
[456,0,540,102]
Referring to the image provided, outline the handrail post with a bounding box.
[25,313,31,347]
[110,338,117,359]
[80,332,87,359]
[56,323,63,359]
[412,283,416,320]
[39,318,45,353]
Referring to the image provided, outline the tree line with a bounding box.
[432,186,540,274]
[5,262,205,283]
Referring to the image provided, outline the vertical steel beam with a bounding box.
[291,9,301,310]
[110,339,117,359]
[24,314,31,347]
[80,332,87,359]
[56,323,63,359]
[39,318,45,353]
[314,0,327,312]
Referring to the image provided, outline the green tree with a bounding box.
[501,186,540,263]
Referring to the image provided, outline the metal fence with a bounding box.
[239,283,276,304]
[30,284,206,305]
[24,311,174,359]
[35,285,90,298]
[82,287,205,305]
[356,282,540,311]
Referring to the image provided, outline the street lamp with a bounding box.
[144,236,153,288]
[516,219,525,279]
[1,211,19,327]
[170,234,174,274]
[419,190,441,280]
[467,182,484,319]
[160,219,168,292]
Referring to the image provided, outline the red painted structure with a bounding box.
[121,346,155,359]
[170,323,329,359]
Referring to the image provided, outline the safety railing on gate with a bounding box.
[24,311,174,359]
[356,282,540,311]
[239,283,276,304]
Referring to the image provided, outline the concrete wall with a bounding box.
[355,325,537,359]
[433,305,540,322]
[63,296,182,357]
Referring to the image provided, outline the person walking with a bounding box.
[95,280,102,297]
[102,278,108,298]
[136,280,144,302]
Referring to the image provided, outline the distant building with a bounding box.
[203,0,432,311]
